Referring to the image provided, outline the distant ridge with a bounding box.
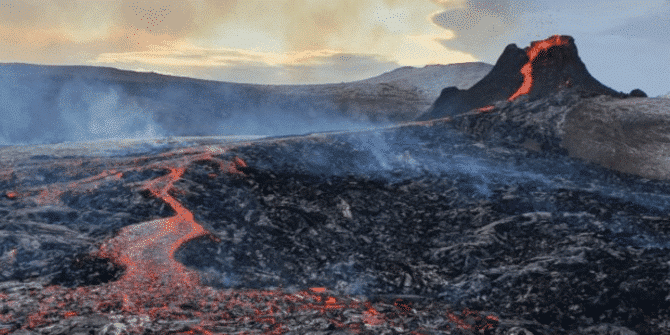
[0,62,492,145]
[0,62,214,84]
[0,61,492,93]
[355,62,492,99]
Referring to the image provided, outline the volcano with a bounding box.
[2,37,670,335]
[417,35,644,121]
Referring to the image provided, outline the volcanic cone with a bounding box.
[417,35,630,120]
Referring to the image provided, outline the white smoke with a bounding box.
[58,83,166,143]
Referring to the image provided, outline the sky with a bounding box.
[0,0,668,96]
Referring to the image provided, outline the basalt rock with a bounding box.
[417,35,627,120]
[2,123,670,334]
[1,37,669,333]
[454,90,670,180]
[629,88,647,97]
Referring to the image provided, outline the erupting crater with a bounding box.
[417,34,637,120]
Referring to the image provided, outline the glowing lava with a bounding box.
[96,146,246,289]
[476,105,495,113]
[508,35,571,101]
[0,144,500,334]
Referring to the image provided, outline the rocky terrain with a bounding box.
[455,92,670,180]
[2,35,670,334]
[2,114,670,334]
[419,35,669,181]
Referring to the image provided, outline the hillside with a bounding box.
[0,62,492,146]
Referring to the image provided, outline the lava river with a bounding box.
[0,143,497,334]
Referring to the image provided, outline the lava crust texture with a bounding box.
[2,120,670,334]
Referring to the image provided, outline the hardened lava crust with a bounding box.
[1,119,670,334]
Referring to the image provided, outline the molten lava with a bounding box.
[476,105,495,113]
[508,35,571,101]
[0,144,501,334]
[95,147,246,291]
[417,34,624,120]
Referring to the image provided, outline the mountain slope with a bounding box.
[0,62,492,146]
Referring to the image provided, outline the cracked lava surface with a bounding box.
[0,143,498,334]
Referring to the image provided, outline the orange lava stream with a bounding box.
[96,147,246,290]
[508,35,570,101]
[476,105,495,113]
[1,166,124,205]
[0,145,499,334]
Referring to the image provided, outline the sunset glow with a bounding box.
[0,0,667,96]
[0,0,477,84]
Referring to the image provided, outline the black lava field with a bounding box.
[2,119,670,334]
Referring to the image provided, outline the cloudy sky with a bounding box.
[1,0,668,96]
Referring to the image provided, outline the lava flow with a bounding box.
[476,105,495,113]
[95,147,246,288]
[508,35,570,101]
[0,144,499,334]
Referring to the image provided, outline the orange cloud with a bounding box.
[1,0,478,83]
[92,41,348,68]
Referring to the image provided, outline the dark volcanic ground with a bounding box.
[2,119,670,334]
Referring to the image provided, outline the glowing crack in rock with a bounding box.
[476,105,495,113]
